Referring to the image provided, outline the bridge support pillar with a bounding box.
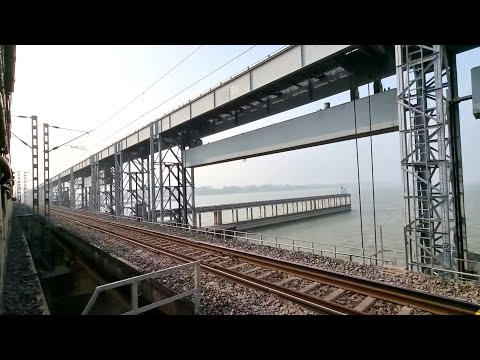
[213,210,223,225]
[396,45,468,275]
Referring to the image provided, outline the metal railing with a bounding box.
[89,210,402,266]
[405,256,480,282]
[49,206,480,282]
[82,261,202,315]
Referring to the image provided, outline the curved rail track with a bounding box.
[50,207,479,315]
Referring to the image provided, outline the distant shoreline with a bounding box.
[196,184,337,196]
[196,182,480,196]
[196,184,365,196]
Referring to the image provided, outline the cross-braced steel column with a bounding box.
[74,177,84,209]
[149,123,156,221]
[69,169,75,209]
[59,181,67,207]
[99,164,115,214]
[156,137,195,225]
[90,155,100,212]
[396,45,466,275]
[122,156,149,218]
[114,142,124,216]
[50,177,57,206]
[150,128,164,222]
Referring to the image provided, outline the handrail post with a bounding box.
[82,289,100,315]
[194,262,201,314]
[131,282,139,315]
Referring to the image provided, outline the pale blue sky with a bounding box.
[9,45,480,190]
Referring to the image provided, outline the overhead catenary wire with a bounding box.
[13,47,204,158]
[351,76,365,254]
[49,125,89,133]
[90,45,204,134]
[367,78,378,265]
[50,130,93,151]
[81,45,258,157]
[11,132,32,149]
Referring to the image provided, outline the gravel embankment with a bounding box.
[97,215,480,306]
[51,215,317,315]
[3,218,48,315]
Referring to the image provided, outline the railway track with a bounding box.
[50,207,479,315]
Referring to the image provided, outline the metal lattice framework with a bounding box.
[90,154,100,212]
[69,170,74,209]
[122,157,149,218]
[114,142,124,216]
[43,124,50,220]
[158,137,194,224]
[99,166,115,214]
[396,45,466,274]
[74,177,85,209]
[59,181,69,207]
[31,115,39,216]
[51,180,58,206]
[23,171,27,204]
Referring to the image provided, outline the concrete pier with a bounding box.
[195,193,351,230]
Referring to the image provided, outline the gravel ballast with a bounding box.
[51,215,316,315]
[94,214,480,306]
[51,212,480,315]
[3,218,48,315]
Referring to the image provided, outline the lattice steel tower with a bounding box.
[31,116,39,215]
[16,171,21,203]
[23,171,27,204]
[396,45,467,275]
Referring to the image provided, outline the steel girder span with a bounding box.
[43,45,475,278]
[49,88,398,224]
[49,45,398,222]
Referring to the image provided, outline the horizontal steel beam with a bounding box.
[186,89,398,168]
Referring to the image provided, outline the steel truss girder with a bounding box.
[88,128,194,225]
[396,45,467,275]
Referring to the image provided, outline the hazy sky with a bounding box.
[9,45,480,192]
